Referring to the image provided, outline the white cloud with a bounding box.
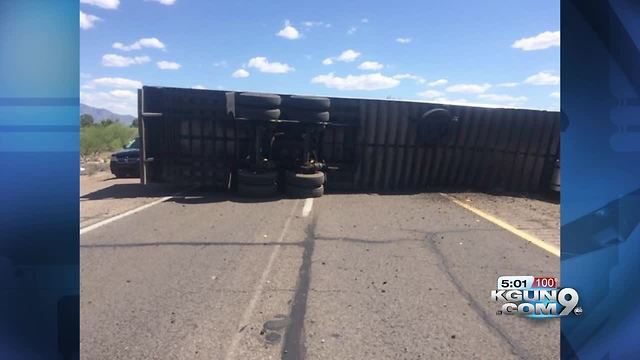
[311,72,400,91]
[523,72,560,85]
[550,91,560,99]
[347,26,357,35]
[157,60,181,70]
[477,93,528,106]
[497,82,519,88]
[322,49,361,65]
[80,11,101,30]
[80,77,148,117]
[423,96,471,106]
[396,37,411,44]
[212,60,228,67]
[247,57,294,73]
[417,90,444,99]
[109,89,137,99]
[393,73,425,84]
[102,54,150,67]
[232,68,250,78]
[427,79,448,87]
[80,0,119,10]
[435,98,510,108]
[361,18,369,23]
[84,77,142,89]
[150,0,176,5]
[416,95,528,109]
[358,61,384,71]
[337,49,361,62]
[303,21,331,28]
[276,20,301,40]
[81,90,137,116]
[512,31,560,51]
[113,38,166,51]
[192,85,207,90]
[446,83,491,94]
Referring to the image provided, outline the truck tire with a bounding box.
[283,109,329,122]
[283,95,330,111]
[238,169,278,185]
[236,92,281,108]
[286,171,325,188]
[286,184,324,198]
[236,107,281,120]
[238,183,278,197]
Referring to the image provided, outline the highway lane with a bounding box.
[303,194,558,360]
[80,191,559,359]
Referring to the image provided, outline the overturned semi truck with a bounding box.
[137,86,560,197]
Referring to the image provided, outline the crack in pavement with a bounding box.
[314,227,502,246]
[423,232,530,359]
[281,217,317,360]
[82,227,501,251]
[316,236,421,245]
[80,241,305,249]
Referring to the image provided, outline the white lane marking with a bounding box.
[80,195,176,235]
[225,200,300,360]
[301,198,314,217]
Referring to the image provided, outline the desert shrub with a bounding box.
[80,122,137,159]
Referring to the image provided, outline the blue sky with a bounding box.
[80,0,559,116]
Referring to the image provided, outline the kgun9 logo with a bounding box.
[491,288,582,317]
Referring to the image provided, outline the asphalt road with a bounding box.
[80,189,559,359]
[80,172,178,228]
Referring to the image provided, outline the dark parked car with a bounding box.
[110,137,140,178]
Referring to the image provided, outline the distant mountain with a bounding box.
[80,103,136,125]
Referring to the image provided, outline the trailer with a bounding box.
[137,86,560,197]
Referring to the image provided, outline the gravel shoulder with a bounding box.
[80,171,178,228]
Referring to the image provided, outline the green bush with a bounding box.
[80,122,137,159]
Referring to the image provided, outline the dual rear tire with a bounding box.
[285,171,325,198]
[235,92,281,120]
[281,95,331,123]
[236,169,278,198]
[285,184,324,198]
[237,183,279,197]
[235,169,326,198]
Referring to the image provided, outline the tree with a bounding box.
[130,118,139,128]
[80,114,94,127]
[99,118,117,127]
[80,121,137,159]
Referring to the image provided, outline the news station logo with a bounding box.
[491,276,582,318]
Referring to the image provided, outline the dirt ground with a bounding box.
[80,171,178,228]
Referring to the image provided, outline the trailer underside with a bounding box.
[138,86,560,195]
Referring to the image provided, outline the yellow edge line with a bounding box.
[440,193,560,257]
